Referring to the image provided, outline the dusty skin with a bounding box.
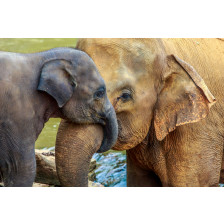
[56,38,224,187]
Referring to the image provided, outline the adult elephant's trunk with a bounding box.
[55,104,118,186]
[55,121,103,187]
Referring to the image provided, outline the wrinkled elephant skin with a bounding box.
[55,121,103,187]
[56,39,224,186]
[57,39,224,187]
[0,48,118,186]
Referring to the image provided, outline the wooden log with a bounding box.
[35,149,102,187]
[35,150,60,186]
[0,149,103,187]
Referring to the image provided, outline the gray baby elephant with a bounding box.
[0,47,118,186]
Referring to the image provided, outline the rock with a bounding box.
[88,158,97,182]
[88,181,104,187]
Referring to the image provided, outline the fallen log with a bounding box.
[35,150,60,185]
[0,150,103,187]
[35,149,103,187]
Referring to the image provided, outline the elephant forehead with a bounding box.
[78,38,162,54]
[77,38,157,76]
[78,75,105,96]
[79,39,164,63]
[76,38,164,91]
[75,63,105,86]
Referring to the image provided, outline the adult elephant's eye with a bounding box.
[94,87,105,99]
[119,91,132,102]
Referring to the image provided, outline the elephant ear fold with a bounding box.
[37,59,77,108]
[154,54,216,141]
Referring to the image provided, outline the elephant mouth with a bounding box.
[112,118,142,151]
[99,119,106,126]
[110,119,123,150]
[114,119,123,141]
[117,119,123,134]
[91,113,106,126]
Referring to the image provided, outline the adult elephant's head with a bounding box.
[55,40,215,186]
[76,39,215,147]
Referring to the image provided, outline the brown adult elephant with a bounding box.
[55,39,224,187]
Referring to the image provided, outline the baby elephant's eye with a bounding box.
[94,87,106,99]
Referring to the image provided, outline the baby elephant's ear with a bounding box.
[37,59,76,108]
[154,54,216,141]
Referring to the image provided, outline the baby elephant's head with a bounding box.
[38,48,118,152]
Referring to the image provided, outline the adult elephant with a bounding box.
[55,39,224,187]
[0,47,118,186]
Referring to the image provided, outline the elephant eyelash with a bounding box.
[120,93,132,102]
[118,88,134,102]
[94,87,106,99]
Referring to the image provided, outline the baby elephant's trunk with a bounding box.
[55,121,103,187]
[97,102,118,153]
[55,99,118,187]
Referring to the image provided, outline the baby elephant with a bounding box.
[0,47,118,187]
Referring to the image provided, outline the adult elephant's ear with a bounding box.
[154,54,216,141]
[37,59,77,107]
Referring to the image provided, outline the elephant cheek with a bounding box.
[112,113,152,151]
[55,120,103,187]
